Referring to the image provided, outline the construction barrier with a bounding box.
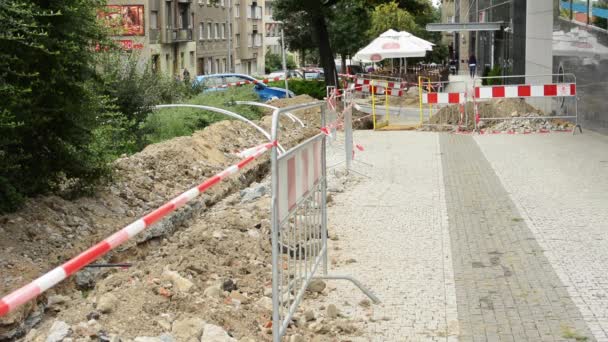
[270,101,378,341]
[0,141,276,318]
[419,77,468,129]
[473,73,582,134]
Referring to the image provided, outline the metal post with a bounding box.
[281,28,290,97]
[227,0,232,72]
[385,87,389,125]
[270,115,280,342]
[345,104,353,171]
[418,76,423,125]
[320,104,328,275]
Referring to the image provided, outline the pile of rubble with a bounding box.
[423,98,575,132]
[1,95,366,341]
[479,114,575,133]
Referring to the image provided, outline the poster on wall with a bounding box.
[98,5,145,36]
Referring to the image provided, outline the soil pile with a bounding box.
[0,95,325,340]
[425,98,575,132]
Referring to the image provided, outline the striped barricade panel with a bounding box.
[276,135,323,223]
[422,92,466,104]
[474,83,576,99]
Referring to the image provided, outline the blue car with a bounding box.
[193,73,294,102]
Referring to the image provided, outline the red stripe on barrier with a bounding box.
[63,241,112,276]
[313,141,320,182]
[544,84,557,96]
[143,202,176,226]
[0,300,8,316]
[570,83,576,95]
[475,87,480,99]
[237,156,255,169]
[448,93,460,104]
[302,149,309,196]
[518,85,531,97]
[198,175,221,192]
[427,93,438,104]
[492,86,505,98]
[287,157,296,210]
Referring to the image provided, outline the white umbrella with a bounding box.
[354,29,432,62]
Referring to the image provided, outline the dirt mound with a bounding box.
[427,98,551,131]
[0,95,321,340]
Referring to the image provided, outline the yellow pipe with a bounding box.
[371,81,376,130]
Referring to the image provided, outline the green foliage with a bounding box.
[94,52,190,154]
[265,51,297,73]
[329,0,371,58]
[368,1,419,39]
[0,0,109,213]
[482,65,503,85]
[268,80,327,99]
[142,86,263,144]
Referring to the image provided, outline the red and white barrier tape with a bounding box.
[0,141,277,318]
[474,83,576,99]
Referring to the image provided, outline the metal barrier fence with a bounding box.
[270,102,378,341]
[473,73,582,134]
[419,78,468,129]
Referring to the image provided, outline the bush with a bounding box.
[94,52,191,154]
[268,79,327,99]
[483,65,503,85]
[142,86,264,144]
[0,0,110,213]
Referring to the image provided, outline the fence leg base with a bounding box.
[573,124,583,135]
[314,275,381,304]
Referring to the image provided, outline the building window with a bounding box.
[150,11,158,29]
[190,51,195,67]
[206,0,211,5]
[222,23,226,39]
[221,0,225,6]
[199,23,204,40]
[266,4,273,17]
[207,23,212,39]
[215,23,219,39]
[223,58,227,72]
[235,33,240,47]
[235,4,240,18]
[180,52,185,69]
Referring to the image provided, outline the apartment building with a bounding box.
[102,0,197,77]
[232,0,266,75]
[194,0,231,74]
[264,0,282,55]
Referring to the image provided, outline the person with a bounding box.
[468,54,477,78]
[182,68,190,84]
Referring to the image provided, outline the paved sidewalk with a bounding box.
[324,131,458,341]
[475,132,608,341]
[321,130,606,341]
[441,134,592,342]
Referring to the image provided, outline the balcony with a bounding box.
[162,28,193,43]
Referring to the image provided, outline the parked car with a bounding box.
[298,68,325,80]
[193,73,294,102]
[267,70,303,79]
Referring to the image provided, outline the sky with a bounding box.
[432,0,441,7]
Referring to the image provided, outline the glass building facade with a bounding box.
[449,0,608,133]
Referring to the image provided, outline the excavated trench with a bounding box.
[0,96,324,341]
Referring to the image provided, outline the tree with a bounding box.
[0,0,108,212]
[328,0,371,73]
[367,1,419,38]
[273,0,340,87]
[265,50,297,73]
